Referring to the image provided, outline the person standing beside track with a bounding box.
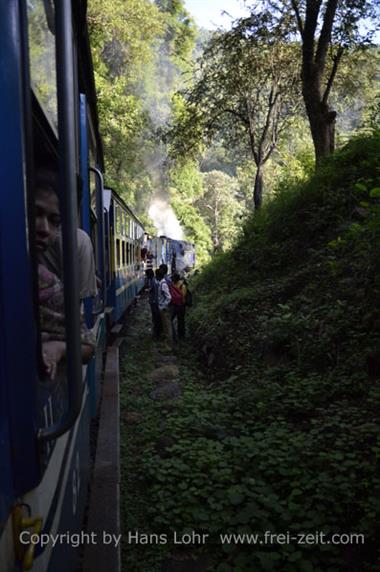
[157,267,171,349]
[169,272,186,341]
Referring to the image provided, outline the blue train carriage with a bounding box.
[106,189,145,323]
[0,1,106,571]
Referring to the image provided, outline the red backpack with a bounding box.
[169,283,185,305]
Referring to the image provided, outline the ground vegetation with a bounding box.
[120,132,380,571]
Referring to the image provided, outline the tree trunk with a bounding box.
[305,98,336,165]
[253,165,263,210]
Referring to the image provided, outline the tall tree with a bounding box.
[170,27,302,209]
[250,0,380,163]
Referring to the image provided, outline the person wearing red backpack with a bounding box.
[169,273,187,341]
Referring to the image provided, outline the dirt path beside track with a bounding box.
[119,295,208,572]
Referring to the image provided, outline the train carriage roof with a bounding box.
[105,187,145,230]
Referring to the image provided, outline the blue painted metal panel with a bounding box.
[112,272,144,322]
[0,337,12,532]
[46,399,91,572]
[0,0,40,499]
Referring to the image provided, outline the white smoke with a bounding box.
[149,194,184,240]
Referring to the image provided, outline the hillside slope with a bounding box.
[184,133,380,570]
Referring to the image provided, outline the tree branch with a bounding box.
[291,0,304,38]
[322,45,344,104]
[259,85,281,159]
[315,0,339,69]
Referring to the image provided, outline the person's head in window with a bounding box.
[34,169,60,254]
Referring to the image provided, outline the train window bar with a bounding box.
[38,0,82,442]
[89,166,106,310]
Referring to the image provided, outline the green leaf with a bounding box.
[228,491,245,505]
[369,187,380,198]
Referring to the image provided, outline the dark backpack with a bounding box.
[169,283,185,306]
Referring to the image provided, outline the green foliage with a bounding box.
[88,0,379,252]
[168,163,245,263]
[332,48,380,137]
[169,26,302,206]
[88,0,164,209]
[88,0,196,219]
[155,0,196,72]
[168,160,212,264]
[198,171,243,251]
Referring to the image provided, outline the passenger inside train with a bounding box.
[35,168,95,380]
[38,171,98,301]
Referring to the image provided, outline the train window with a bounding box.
[27,0,58,134]
[115,205,119,235]
[90,172,97,214]
[122,242,125,266]
[116,239,120,268]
